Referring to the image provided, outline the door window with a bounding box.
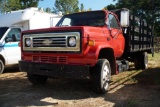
[108,14,119,29]
[7,28,21,42]
[0,27,9,39]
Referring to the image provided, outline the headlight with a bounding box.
[25,38,31,47]
[68,37,76,47]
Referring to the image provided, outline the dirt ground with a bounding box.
[0,54,160,107]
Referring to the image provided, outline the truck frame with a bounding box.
[19,8,154,94]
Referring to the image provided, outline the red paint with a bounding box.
[21,10,125,68]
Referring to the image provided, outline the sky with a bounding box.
[38,0,117,11]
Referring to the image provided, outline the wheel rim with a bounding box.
[102,64,110,90]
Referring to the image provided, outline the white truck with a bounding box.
[0,7,62,73]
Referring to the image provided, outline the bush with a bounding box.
[154,37,160,52]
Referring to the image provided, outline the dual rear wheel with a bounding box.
[134,52,148,70]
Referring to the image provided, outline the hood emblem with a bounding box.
[43,39,52,45]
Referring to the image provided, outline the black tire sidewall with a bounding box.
[0,60,4,74]
[142,52,148,69]
[134,52,148,70]
[92,59,111,94]
[134,58,141,70]
[27,71,48,85]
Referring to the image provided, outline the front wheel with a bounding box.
[0,60,4,74]
[92,59,111,94]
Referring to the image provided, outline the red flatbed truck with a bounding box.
[19,8,154,94]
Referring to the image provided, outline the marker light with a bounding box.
[88,40,95,46]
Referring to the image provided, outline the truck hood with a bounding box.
[22,26,107,38]
[80,26,107,38]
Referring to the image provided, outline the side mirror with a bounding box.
[120,8,129,27]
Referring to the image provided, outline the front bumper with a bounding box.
[19,61,90,79]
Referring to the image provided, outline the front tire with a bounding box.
[27,72,48,85]
[92,59,111,94]
[0,60,4,74]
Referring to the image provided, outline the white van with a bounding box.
[0,8,62,73]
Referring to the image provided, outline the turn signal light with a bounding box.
[88,40,95,46]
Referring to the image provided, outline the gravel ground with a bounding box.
[0,54,160,107]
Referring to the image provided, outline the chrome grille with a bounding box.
[32,37,66,47]
[23,32,80,52]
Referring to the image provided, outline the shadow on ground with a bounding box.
[1,66,160,107]
[3,65,20,73]
[104,67,160,107]
[0,74,98,106]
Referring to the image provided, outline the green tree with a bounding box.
[0,0,11,13]
[88,8,92,11]
[105,0,160,36]
[80,3,84,12]
[7,0,21,11]
[20,0,39,9]
[53,0,79,14]
[0,0,40,13]
[45,7,52,13]
[104,4,116,10]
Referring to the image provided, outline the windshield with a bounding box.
[56,11,106,27]
[0,27,9,40]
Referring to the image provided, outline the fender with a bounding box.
[96,45,117,74]
[95,44,114,59]
[85,43,114,66]
[0,47,7,65]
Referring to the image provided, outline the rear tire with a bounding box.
[92,59,111,94]
[134,52,148,70]
[141,52,148,69]
[0,60,4,74]
[27,72,48,85]
[134,58,141,70]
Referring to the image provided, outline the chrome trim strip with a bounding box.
[23,32,80,51]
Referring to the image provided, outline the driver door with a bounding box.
[4,28,21,65]
[107,13,125,57]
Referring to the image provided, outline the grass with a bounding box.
[111,52,160,86]
[149,52,160,61]
[108,52,160,106]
